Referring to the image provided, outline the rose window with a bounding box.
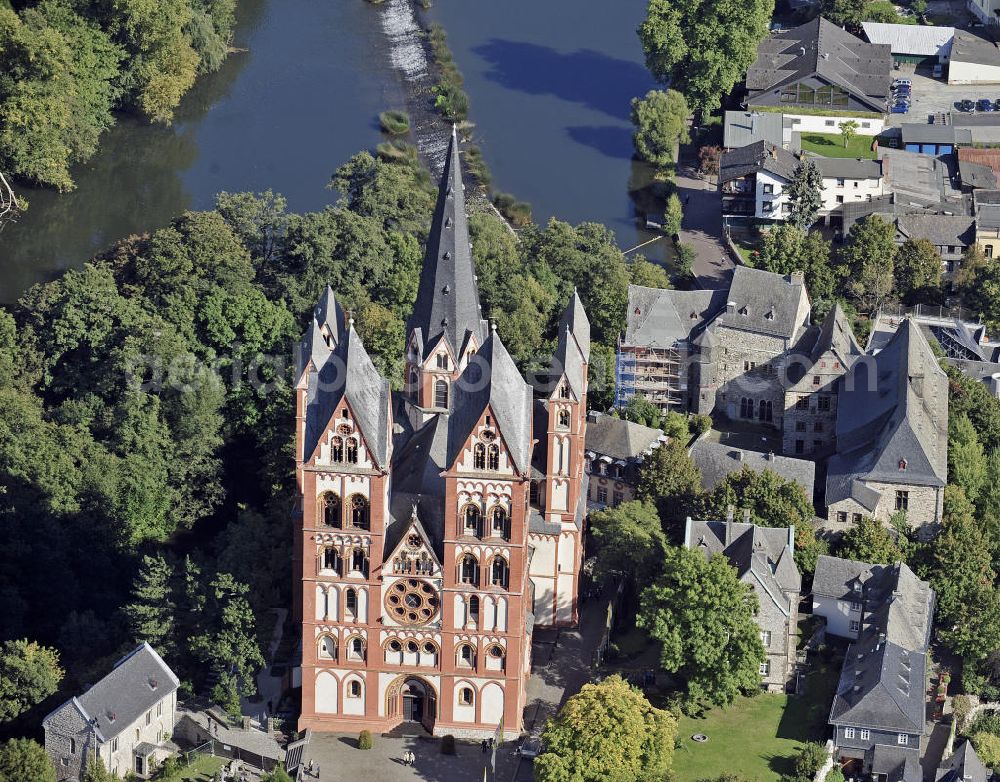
[385,578,439,624]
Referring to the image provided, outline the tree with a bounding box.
[786,160,823,231]
[839,215,897,314]
[706,466,824,573]
[621,394,662,428]
[630,89,690,172]
[638,546,765,709]
[639,0,775,114]
[590,501,668,585]
[960,246,1000,334]
[83,756,117,782]
[262,766,294,782]
[629,258,672,289]
[0,738,56,782]
[955,244,987,294]
[664,193,683,238]
[757,224,836,300]
[0,639,63,722]
[791,743,829,782]
[820,0,868,27]
[894,238,942,303]
[836,516,903,564]
[699,145,722,177]
[636,440,703,532]
[124,554,177,655]
[534,675,676,782]
[949,415,987,504]
[839,120,859,149]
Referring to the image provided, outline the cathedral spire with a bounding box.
[407,125,487,359]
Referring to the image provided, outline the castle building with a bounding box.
[292,128,590,738]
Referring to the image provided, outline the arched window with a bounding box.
[559,385,570,399]
[435,379,449,408]
[350,495,369,529]
[318,635,336,660]
[463,504,482,537]
[491,507,508,538]
[473,443,486,470]
[458,686,474,706]
[347,637,365,662]
[346,439,359,464]
[351,548,368,576]
[347,679,362,697]
[491,557,509,589]
[345,588,358,617]
[468,595,480,626]
[487,644,506,670]
[331,436,344,463]
[320,493,341,527]
[323,547,342,573]
[388,639,402,652]
[457,644,475,669]
[405,640,419,655]
[487,444,500,471]
[459,554,479,585]
[557,409,570,429]
[759,400,773,422]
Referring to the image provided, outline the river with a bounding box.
[0,0,665,304]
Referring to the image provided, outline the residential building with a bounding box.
[826,557,935,782]
[684,517,801,692]
[878,148,967,212]
[936,741,991,782]
[812,554,878,639]
[949,30,1000,83]
[975,190,1000,256]
[782,303,863,457]
[583,413,667,509]
[293,128,590,738]
[826,319,948,532]
[894,214,976,274]
[723,110,788,150]
[861,22,955,66]
[688,438,816,501]
[44,643,179,781]
[720,142,885,222]
[968,0,1000,26]
[745,18,893,115]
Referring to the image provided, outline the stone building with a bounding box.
[44,643,179,781]
[688,438,816,502]
[583,413,667,509]
[293,128,589,738]
[826,319,948,532]
[684,516,801,692]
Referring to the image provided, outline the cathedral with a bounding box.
[292,128,591,738]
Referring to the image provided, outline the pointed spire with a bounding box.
[407,125,487,359]
[297,317,332,380]
[558,288,591,362]
[313,284,346,347]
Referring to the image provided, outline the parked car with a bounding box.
[520,732,544,759]
[959,99,977,112]
[891,101,910,114]
[893,78,912,87]
[978,98,995,112]
[994,98,1000,111]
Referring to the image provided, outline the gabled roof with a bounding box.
[44,644,179,743]
[937,740,990,782]
[813,553,877,599]
[553,292,591,400]
[303,324,392,469]
[895,213,976,247]
[719,141,799,184]
[688,441,816,499]
[406,125,487,360]
[862,22,955,58]
[447,330,533,475]
[813,302,864,365]
[585,415,665,461]
[313,285,346,347]
[558,289,591,362]
[714,266,810,341]
[746,17,893,111]
[951,29,1000,67]
[622,285,728,349]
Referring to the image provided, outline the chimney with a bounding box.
[742,508,751,523]
[726,301,737,314]
[790,270,805,285]
[726,504,735,523]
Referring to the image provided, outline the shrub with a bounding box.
[953,694,973,731]
[433,82,469,122]
[379,110,411,136]
[827,768,845,782]
[792,742,828,780]
[675,243,696,278]
[358,730,373,750]
[376,140,419,165]
[492,192,532,227]
[689,414,712,438]
[463,146,492,188]
[441,734,456,755]
[972,731,1000,768]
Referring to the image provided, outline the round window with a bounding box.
[489,646,503,658]
[384,578,439,625]
[406,640,419,654]
[423,642,436,654]
[389,640,402,652]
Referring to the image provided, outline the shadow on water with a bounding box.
[566,125,635,160]
[471,39,649,121]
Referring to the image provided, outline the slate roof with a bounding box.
[895,213,976,246]
[813,303,864,364]
[814,157,882,180]
[960,148,1000,189]
[622,285,728,349]
[937,740,990,782]
[828,559,934,735]
[714,266,810,341]
[862,22,955,58]
[900,123,971,146]
[685,519,801,615]
[688,439,816,499]
[878,148,955,207]
[45,644,179,743]
[585,415,665,461]
[951,29,1000,67]
[719,141,799,185]
[746,17,893,112]
[960,161,998,191]
[723,110,786,149]
[827,319,948,506]
[406,125,487,360]
[872,744,923,782]
[553,291,591,400]
[313,285,346,347]
[813,554,878,600]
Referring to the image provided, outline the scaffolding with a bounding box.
[615,342,687,411]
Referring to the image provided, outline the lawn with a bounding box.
[176,754,227,781]
[799,132,877,159]
[672,660,840,782]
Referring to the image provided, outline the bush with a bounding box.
[358,730,373,750]
[827,768,845,782]
[953,694,973,731]
[376,140,419,165]
[973,732,1000,768]
[492,192,532,227]
[441,734,456,755]
[689,414,712,438]
[463,146,492,188]
[675,243,696,278]
[433,82,469,122]
[379,110,411,136]
[792,742,828,780]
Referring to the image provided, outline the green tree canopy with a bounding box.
[638,546,765,709]
[839,215,897,315]
[756,224,836,301]
[894,238,942,304]
[836,516,903,564]
[590,500,668,585]
[534,674,676,782]
[620,394,663,428]
[786,160,823,231]
[630,89,690,172]
[636,439,704,533]
[0,738,56,782]
[0,639,63,722]
[124,554,177,656]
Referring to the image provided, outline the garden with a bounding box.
[798,132,877,160]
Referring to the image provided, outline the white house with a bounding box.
[44,643,180,781]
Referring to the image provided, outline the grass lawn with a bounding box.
[177,754,227,780]
[672,660,840,782]
[799,132,877,159]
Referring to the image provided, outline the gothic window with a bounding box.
[530,481,539,504]
[758,400,773,422]
[740,398,754,418]
[345,588,358,617]
[320,493,340,527]
[346,439,358,464]
[323,547,342,572]
[491,558,510,589]
[458,687,474,706]
[351,548,368,576]
[318,635,336,660]
[457,644,475,669]
[557,410,570,429]
[437,353,449,370]
[350,495,369,529]
[469,595,480,625]
[388,639,402,652]
[331,436,344,463]
[491,507,508,538]
[463,504,482,536]
[474,443,486,470]
[559,385,570,399]
[435,379,449,408]
[459,554,479,585]
[487,444,500,471]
